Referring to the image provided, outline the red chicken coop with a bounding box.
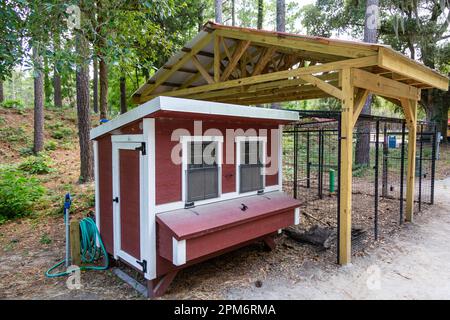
[90,96,301,297]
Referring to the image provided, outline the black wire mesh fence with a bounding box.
[283,111,437,262]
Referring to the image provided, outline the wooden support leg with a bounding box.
[404,99,417,222]
[70,219,81,266]
[147,271,178,298]
[263,236,276,251]
[339,68,354,265]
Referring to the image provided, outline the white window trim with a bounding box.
[180,135,223,205]
[235,136,267,195]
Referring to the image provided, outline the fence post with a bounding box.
[382,124,388,198]
[374,120,379,240]
[337,112,341,264]
[418,124,423,211]
[319,129,324,199]
[430,123,437,204]
[293,126,298,199]
[399,121,406,224]
[306,131,311,189]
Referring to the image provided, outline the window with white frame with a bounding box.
[183,137,222,203]
[236,137,266,194]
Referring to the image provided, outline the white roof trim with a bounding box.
[90,96,298,140]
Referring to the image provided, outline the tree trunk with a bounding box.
[355,0,379,166]
[93,55,99,113]
[53,71,62,108]
[44,55,51,106]
[257,0,263,30]
[231,0,236,26]
[214,0,222,24]
[76,32,94,183]
[99,57,108,119]
[276,0,286,32]
[0,80,4,104]
[33,46,44,154]
[120,76,127,114]
[271,0,285,109]
[53,32,63,108]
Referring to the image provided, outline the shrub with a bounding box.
[40,233,52,244]
[0,166,46,221]
[18,154,53,174]
[19,146,34,156]
[1,99,24,110]
[44,140,58,151]
[51,127,73,140]
[0,126,29,144]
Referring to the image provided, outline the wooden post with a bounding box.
[339,68,354,265]
[214,34,220,82]
[404,99,417,222]
[70,219,81,266]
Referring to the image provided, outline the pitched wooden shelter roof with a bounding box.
[132,21,448,106]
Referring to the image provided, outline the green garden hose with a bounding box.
[45,217,109,278]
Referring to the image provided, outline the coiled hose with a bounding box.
[45,217,109,278]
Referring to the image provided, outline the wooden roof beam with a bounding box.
[252,47,276,76]
[298,74,343,99]
[192,55,215,84]
[351,68,421,101]
[352,89,370,127]
[139,33,213,97]
[139,56,378,103]
[220,40,251,81]
[378,47,448,91]
[215,28,378,59]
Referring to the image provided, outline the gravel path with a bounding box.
[226,177,450,299]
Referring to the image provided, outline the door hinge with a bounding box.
[136,259,147,273]
[113,197,119,203]
[135,142,146,155]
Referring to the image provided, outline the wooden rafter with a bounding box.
[139,33,213,98]
[298,74,343,100]
[141,56,378,102]
[220,40,251,81]
[352,89,370,126]
[191,55,215,84]
[215,28,378,59]
[252,47,276,76]
[351,68,421,101]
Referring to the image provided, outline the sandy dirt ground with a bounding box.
[1,177,448,299]
[227,176,450,299]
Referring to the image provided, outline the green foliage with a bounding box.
[0,126,29,145]
[47,121,74,140]
[51,127,73,140]
[44,140,58,151]
[39,233,52,245]
[0,166,46,221]
[0,99,25,110]
[19,146,34,157]
[18,154,54,174]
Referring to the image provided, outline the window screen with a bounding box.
[239,140,264,193]
[186,141,219,202]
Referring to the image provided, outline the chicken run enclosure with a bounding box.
[282,111,438,262]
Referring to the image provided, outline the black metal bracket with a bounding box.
[184,201,195,209]
[113,197,119,203]
[135,142,146,155]
[136,259,147,273]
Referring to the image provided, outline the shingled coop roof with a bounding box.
[132,21,448,106]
